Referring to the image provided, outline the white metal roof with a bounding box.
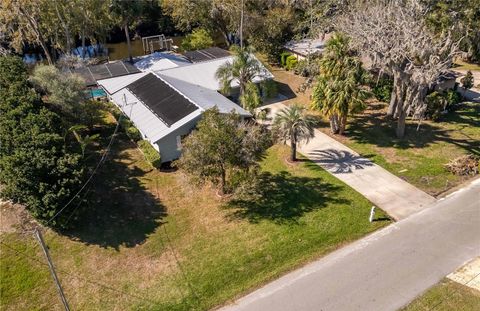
[97,72,148,94]
[134,52,191,72]
[160,75,251,117]
[156,55,273,91]
[111,87,202,143]
[284,38,326,57]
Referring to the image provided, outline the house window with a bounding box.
[176,135,182,150]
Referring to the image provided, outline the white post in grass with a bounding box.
[369,206,376,223]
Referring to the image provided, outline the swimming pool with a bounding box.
[86,88,107,98]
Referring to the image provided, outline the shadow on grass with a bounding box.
[224,171,349,224]
[65,135,166,250]
[346,103,480,156]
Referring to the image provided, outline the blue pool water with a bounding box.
[86,88,107,98]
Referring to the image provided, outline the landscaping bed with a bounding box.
[0,134,390,310]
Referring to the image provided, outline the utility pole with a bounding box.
[34,228,71,311]
[240,0,244,48]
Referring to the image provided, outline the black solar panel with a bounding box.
[72,61,141,86]
[127,73,198,126]
[184,47,230,63]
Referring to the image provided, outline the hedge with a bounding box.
[285,55,298,71]
[280,52,292,67]
[138,140,162,169]
[120,117,142,142]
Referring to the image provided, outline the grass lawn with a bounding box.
[0,127,390,310]
[331,102,480,196]
[265,62,480,196]
[402,279,480,311]
[453,59,480,71]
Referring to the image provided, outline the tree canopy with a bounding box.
[178,108,270,194]
[0,56,85,228]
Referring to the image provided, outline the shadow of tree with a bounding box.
[307,149,374,174]
[346,103,480,155]
[65,135,166,250]
[224,171,349,224]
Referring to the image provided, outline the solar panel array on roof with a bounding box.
[127,73,199,127]
[71,61,141,86]
[184,47,230,63]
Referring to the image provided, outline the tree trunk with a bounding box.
[329,115,339,134]
[19,8,53,65]
[81,27,86,59]
[387,73,398,117]
[124,23,133,63]
[396,109,407,138]
[219,168,226,195]
[291,139,297,162]
[339,115,347,135]
[55,3,72,54]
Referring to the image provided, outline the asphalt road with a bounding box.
[220,179,480,311]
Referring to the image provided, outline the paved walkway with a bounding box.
[220,178,480,311]
[258,102,436,220]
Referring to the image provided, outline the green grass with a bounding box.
[336,102,480,196]
[0,135,390,310]
[402,279,480,311]
[453,60,480,71]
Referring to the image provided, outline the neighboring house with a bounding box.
[73,48,273,163]
[284,37,327,60]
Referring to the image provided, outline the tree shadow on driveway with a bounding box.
[307,149,375,174]
[224,171,349,224]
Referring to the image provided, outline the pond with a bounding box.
[106,36,185,61]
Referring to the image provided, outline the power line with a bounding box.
[46,114,123,225]
[0,239,162,307]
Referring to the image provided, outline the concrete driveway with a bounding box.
[258,102,436,220]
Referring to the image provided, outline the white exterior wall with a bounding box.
[153,116,201,162]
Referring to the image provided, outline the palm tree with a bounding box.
[215,45,264,109]
[68,125,99,158]
[311,33,368,134]
[273,104,315,162]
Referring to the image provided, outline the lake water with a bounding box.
[106,36,184,61]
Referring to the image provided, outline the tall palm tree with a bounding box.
[311,33,368,134]
[215,45,264,109]
[273,104,315,162]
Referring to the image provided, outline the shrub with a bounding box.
[371,77,393,102]
[280,51,292,67]
[138,140,162,169]
[444,89,462,108]
[285,55,298,70]
[120,117,142,142]
[181,28,214,51]
[425,89,462,121]
[425,91,447,121]
[460,71,474,89]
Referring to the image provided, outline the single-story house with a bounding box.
[284,38,327,60]
[72,47,273,163]
[98,72,250,162]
